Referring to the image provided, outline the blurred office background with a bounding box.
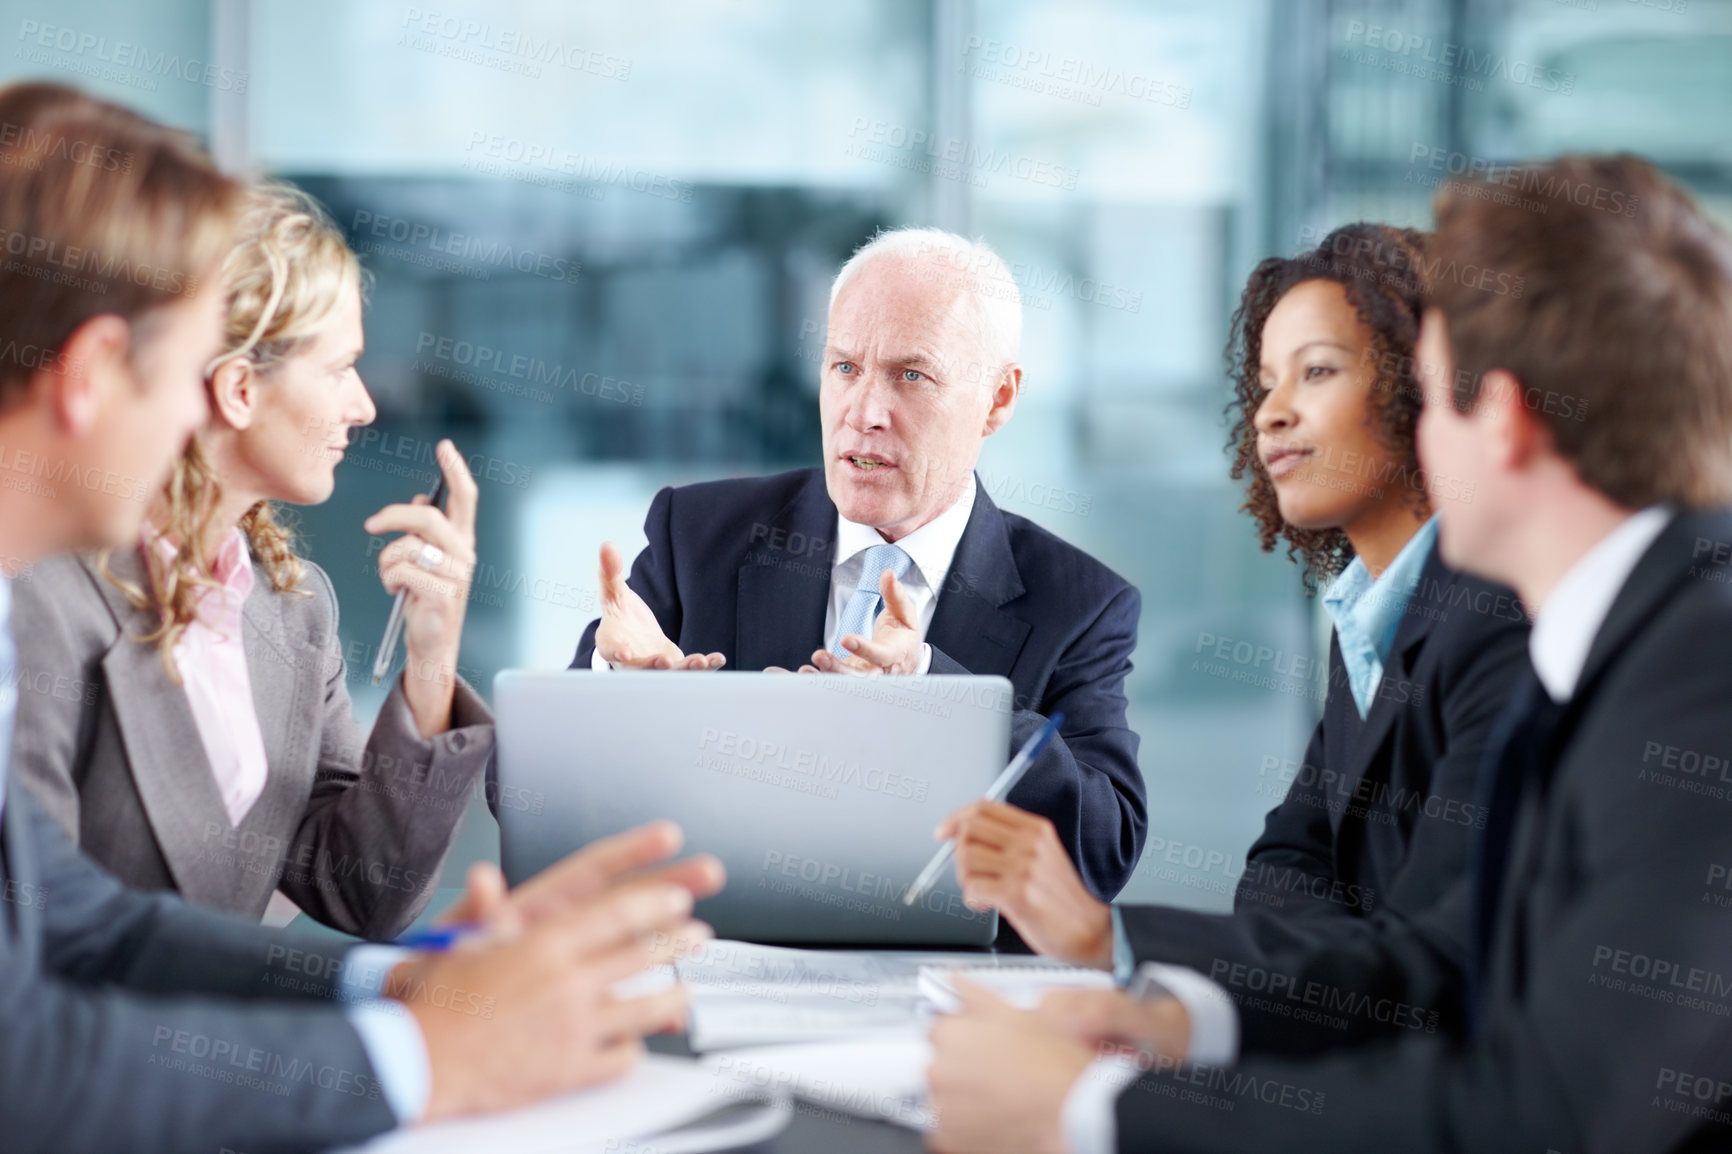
[5,0,1726,916]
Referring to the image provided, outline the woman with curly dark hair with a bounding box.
[938,223,1536,1067]
[1227,223,1433,588]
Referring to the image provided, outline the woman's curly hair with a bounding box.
[1225,223,1432,590]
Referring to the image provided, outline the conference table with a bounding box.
[729,1102,928,1154]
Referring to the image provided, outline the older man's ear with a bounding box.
[983,363,1023,437]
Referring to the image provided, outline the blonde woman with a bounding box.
[10,181,495,940]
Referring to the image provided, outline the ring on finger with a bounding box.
[415,542,445,571]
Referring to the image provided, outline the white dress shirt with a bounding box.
[1528,506,1670,702]
[1061,507,1674,1154]
[594,475,977,671]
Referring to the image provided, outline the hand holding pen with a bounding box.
[365,439,479,738]
[903,713,1065,907]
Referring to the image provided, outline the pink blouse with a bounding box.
[145,525,270,827]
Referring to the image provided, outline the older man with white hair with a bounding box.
[573,227,1145,899]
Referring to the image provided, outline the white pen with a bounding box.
[371,474,445,685]
[902,711,1066,907]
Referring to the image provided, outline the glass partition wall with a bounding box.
[5,0,1725,911]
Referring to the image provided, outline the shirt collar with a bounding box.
[1530,505,1672,703]
[834,472,977,592]
[143,523,255,604]
[1322,516,1439,663]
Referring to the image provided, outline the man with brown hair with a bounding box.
[925,153,1732,1154]
[0,83,722,1154]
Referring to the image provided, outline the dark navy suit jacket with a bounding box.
[573,467,1147,898]
[1119,549,1530,1055]
[1113,512,1732,1153]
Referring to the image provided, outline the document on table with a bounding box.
[687,993,923,1051]
[916,962,1116,1013]
[334,1054,791,1154]
[679,940,925,1051]
[677,940,1099,1050]
[704,1033,937,1132]
[677,939,921,996]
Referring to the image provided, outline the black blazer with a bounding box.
[573,467,1147,898]
[0,780,396,1153]
[1118,549,1530,1054]
[1114,510,1732,1154]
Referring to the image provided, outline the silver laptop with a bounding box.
[494,670,1014,947]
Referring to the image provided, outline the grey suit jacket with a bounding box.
[0,778,398,1152]
[10,547,496,940]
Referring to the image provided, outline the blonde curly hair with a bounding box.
[105,180,363,678]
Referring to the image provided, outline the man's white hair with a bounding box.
[828,227,1022,376]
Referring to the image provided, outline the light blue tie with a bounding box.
[830,543,913,658]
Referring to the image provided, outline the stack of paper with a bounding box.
[680,943,1117,1134]
[915,962,1115,1013]
[337,1055,791,1154]
[702,1035,937,1132]
[677,940,925,1051]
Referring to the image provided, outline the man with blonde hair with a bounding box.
[576,226,1146,899]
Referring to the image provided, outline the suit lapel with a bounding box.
[1467,669,1545,1020]
[1326,549,1446,838]
[925,483,1032,678]
[88,549,235,904]
[0,783,27,940]
[1474,511,1724,1010]
[735,472,838,671]
[231,566,321,909]
[1569,510,1718,718]
[242,571,315,802]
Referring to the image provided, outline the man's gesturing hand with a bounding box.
[936,801,1114,969]
[437,820,725,950]
[805,569,923,675]
[593,542,725,670]
[394,882,706,1122]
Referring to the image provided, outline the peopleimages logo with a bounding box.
[412,332,644,406]
[399,7,632,80]
[1341,20,1575,95]
[845,119,1080,191]
[463,132,693,203]
[350,211,582,284]
[16,20,249,92]
[0,121,131,173]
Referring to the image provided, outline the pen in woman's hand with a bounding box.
[371,475,447,685]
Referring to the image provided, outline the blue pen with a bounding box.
[902,711,1066,907]
[395,922,482,951]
